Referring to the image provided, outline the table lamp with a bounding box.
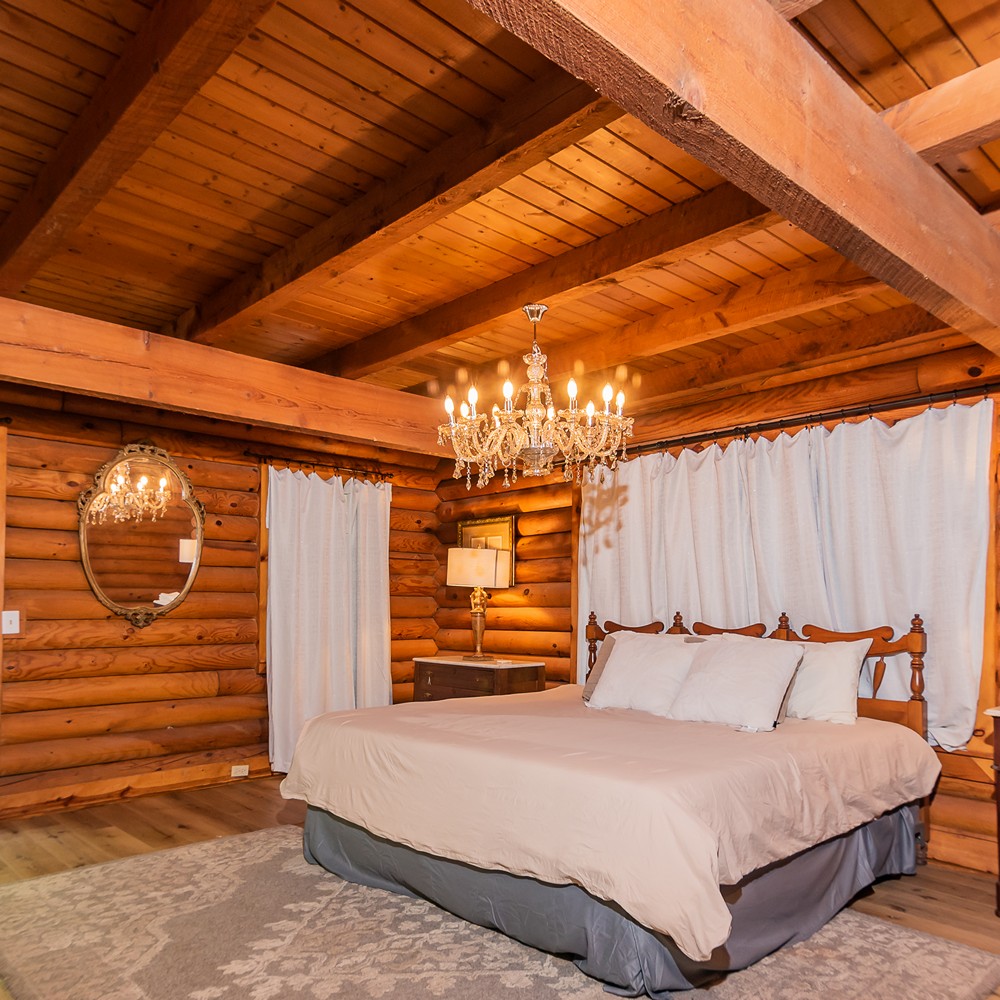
[447,547,511,660]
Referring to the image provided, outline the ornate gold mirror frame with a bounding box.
[78,443,206,628]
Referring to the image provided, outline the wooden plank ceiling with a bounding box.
[1,0,999,454]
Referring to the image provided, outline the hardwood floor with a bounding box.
[0,778,997,997]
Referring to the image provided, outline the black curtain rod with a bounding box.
[633,381,998,456]
[243,451,394,481]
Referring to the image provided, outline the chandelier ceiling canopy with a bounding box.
[438,304,634,489]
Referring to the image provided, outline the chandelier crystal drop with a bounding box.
[438,303,634,489]
[86,461,173,524]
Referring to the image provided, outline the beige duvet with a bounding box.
[280,686,941,961]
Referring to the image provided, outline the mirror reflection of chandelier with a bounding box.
[438,304,634,489]
[86,461,173,524]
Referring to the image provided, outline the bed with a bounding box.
[280,611,942,998]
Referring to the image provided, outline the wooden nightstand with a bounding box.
[986,707,999,916]
[413,656,546,701]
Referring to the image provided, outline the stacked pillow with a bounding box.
[585,628,871,731]
[585,632,704,716]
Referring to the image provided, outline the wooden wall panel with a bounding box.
[0,426,265,818]
[0,401,442,816]
[434,473,576,685]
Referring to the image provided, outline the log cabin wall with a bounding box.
[433,474,577,685]
[0,391,441,818]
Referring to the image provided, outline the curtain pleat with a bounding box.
[579,402,993,749]
[265,468,392,772]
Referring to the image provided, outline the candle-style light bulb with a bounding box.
[502,380,514,412]
[460,400,470,419]
[616,390,625,416]
[444,395,455,424]
[567,378,578,411]
[546,405,555,420]
[602,384,613,413]
[468,386,478,417]
[585,400,595,426]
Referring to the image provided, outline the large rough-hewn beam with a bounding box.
[0,0,275,297]
[465,0,1000,354]
[0,298,447,457]
[169,67,623,344]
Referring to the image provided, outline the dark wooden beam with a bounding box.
[0,0,275,297]
[169,67,624,344]
[0,298,447,457]
[465,0,1000,354]
[315,183,779,380]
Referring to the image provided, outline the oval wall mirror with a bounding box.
[78,443,206,628]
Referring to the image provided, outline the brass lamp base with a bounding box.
[465,603,492,660]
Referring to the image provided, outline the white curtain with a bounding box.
[266,467,392,772]
[579,402,993,750]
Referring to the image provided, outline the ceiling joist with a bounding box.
[879,59,1000,162]
[317,183,780,380]
[0,0,276,297]
[170,65,624,344]
[627,305,955,413]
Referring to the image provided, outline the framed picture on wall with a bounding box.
[457,515,515,585]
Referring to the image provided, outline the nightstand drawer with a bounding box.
[413,658,546,702]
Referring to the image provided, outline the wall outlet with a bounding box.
[1,611,21,636]
[230,764,250,778]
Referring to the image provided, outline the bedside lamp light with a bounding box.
[447,547,511,660]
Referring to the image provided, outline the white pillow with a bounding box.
[587,632,702,717]
[667,639,804,732]
[785,638,870,724]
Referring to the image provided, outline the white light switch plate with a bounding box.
[1,611,20,635]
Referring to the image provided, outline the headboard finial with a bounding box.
[778,611,790,630]
[672,611,684,629]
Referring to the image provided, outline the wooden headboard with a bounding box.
[584,610,927,740]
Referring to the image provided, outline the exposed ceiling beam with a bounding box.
[466,0,1000,354]
[315,183,779,380]
[321,31,997,386]
[169,66,624,344]
[767,0,823,16]
[537,257,884,385]
[625,305,956,413]
[0,298,448,457]
[0,0,275,298]
[879,60,1000,161]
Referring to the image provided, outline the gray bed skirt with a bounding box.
[302,803,920,998]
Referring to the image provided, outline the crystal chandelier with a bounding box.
[438,304,634,488]
[86,461,172,524]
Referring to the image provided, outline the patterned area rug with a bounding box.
[1,825,998,1000]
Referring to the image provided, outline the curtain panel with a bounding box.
[578,402,993,750]
[266,468,392,773]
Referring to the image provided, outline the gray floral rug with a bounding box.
[1,825,998,1000]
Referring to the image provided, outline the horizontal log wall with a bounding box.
[0,392,442,816]
[435,474,577,684]
[1,422,266,818]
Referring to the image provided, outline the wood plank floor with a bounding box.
[0,778,997,997]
